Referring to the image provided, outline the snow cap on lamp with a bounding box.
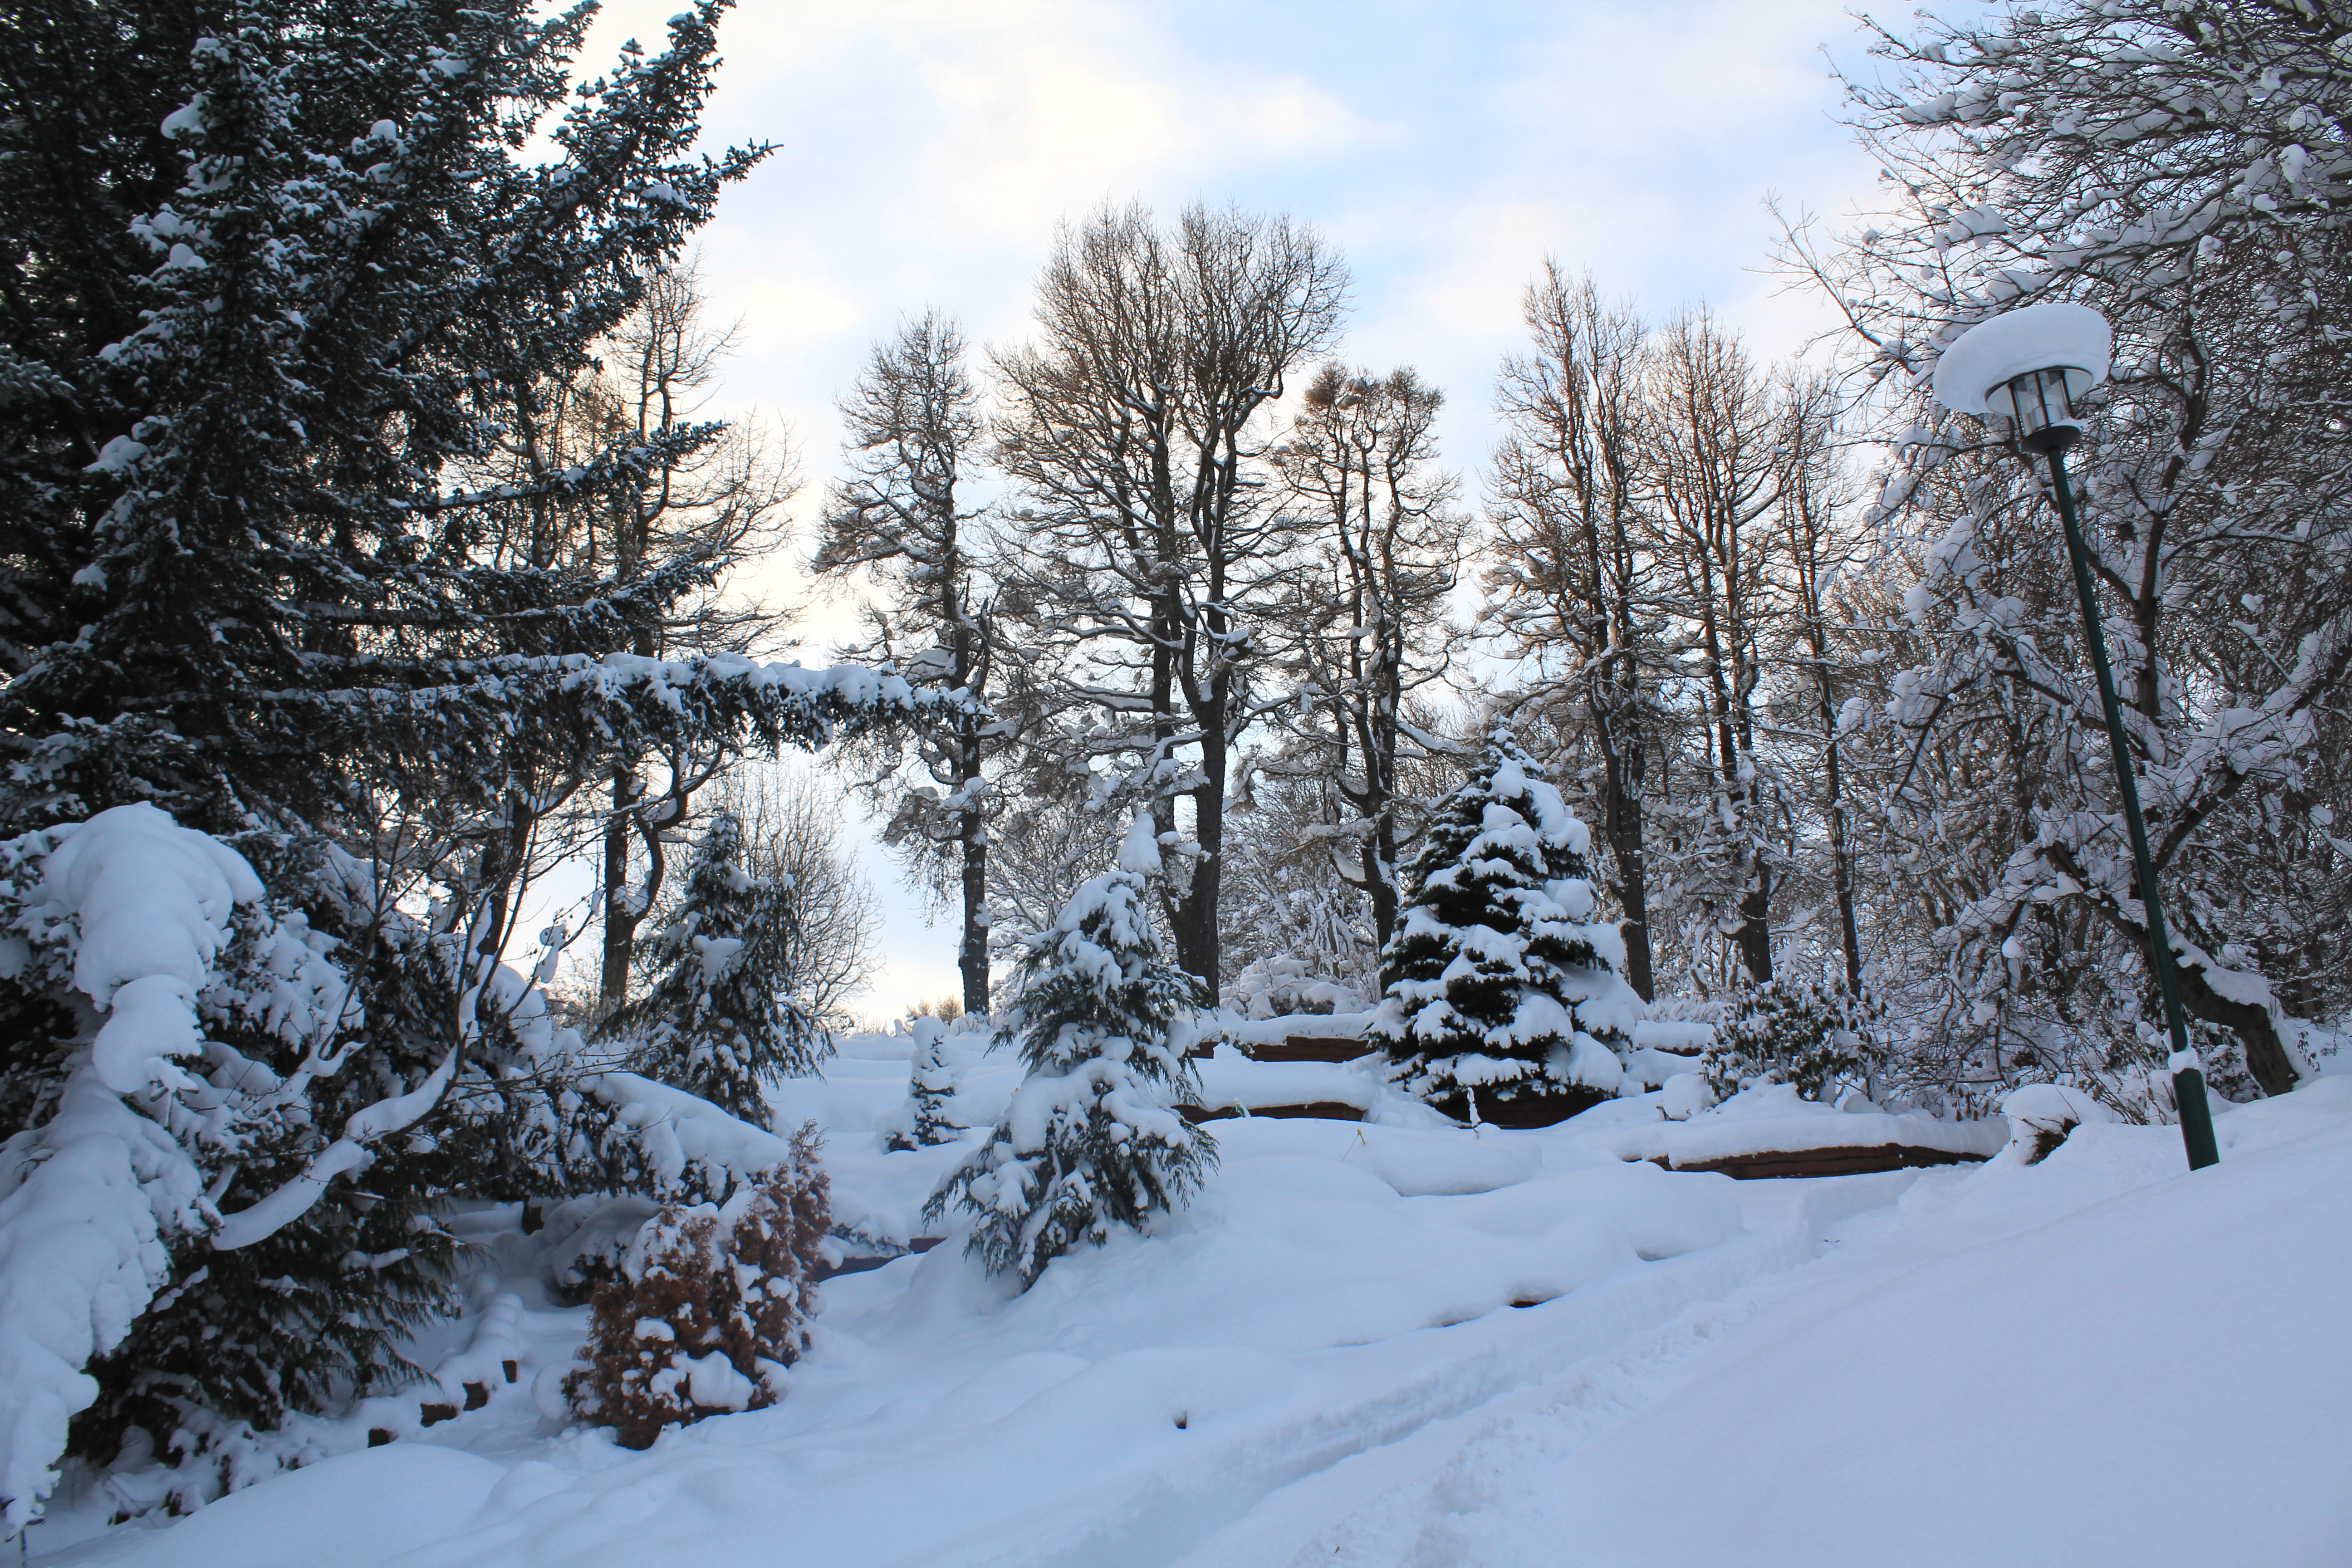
[1930,300,2112,416]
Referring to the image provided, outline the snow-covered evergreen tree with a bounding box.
[927,816,1215,1286]
[603,813,823,1126]
[1370,730,1638,1123]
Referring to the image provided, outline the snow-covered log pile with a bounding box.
[1208,1009,1377,1055]
[1611,1083,2008,1177]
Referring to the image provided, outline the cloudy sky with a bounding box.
[560,0,1905,1021]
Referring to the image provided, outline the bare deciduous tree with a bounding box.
[553,266,797,1010]
[1769,375,1871,994]
[1265,364,1469,959]
[1642,310,1786,985]
[706,764,882,1029]
[993,201,1347,987]
[1486,268,1666,1000]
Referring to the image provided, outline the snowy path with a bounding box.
[39,1073,2352,1568]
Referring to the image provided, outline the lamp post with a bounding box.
[1932,301,2220,1171]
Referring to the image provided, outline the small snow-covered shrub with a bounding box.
[883,1015,964,1151]
[1703,980,1887,1103]
[567,1127,828,1450]
[1227,955,1364,1020]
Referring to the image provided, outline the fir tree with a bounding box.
[928,816,1215,1286]
[604,812,824,1125]
[1370,730,1636,1124]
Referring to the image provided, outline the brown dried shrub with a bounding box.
[566,1125,830,1449]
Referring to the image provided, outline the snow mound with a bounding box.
[1538,1088,2352,1567]
[1181,1080,2352,1568]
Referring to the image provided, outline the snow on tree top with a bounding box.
[1113,810,1161,875]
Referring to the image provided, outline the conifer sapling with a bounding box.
[603,812,824,1125]
[885,1015,965,1151]
[927,815,1215,1286]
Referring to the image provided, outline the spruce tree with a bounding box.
[1370,730,1634,1124]
[928,816,1215,1286]
[603,812,823,1125]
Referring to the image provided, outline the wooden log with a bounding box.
[418,1402,457,1427]
[502,1359,519,1384]
[462,1381,490,1411]
[813,1235,948,1283]
[1432,1086,1612,1129]
[1663,1143,1991,1181]
[1180,1101,1366,1124]
[1250,1036,1371,1063]
[368,1428,394,1448]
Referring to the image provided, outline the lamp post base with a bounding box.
[2173,1065,2221,1170]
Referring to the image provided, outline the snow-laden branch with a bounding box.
[0,805,259,1533]
[208,1050,458,1250]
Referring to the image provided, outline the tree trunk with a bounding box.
[599,765,638,1010]
[1813,665,1862,995]
[1174,725,1225,992]
[957,731,990,1017]
[1601,735,1655,1002]
[1734,877,1774,985]
[1365,807,1399,967]
[2171,947,2300,1097]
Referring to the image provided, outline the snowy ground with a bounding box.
[34,1033,2352,1568]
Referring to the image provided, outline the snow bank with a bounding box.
[1191,1051,1379,1115]
[38,1444,505,1568]
[1208,1008,1376,1050]
[1609,1083,2009,1167]
[1183,1081,2352,1568]
[49,1032,2352,1568]
[1535,1082,2352,1567]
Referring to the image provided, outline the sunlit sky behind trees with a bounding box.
[564,0,1891,1020]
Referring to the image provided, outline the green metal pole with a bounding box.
[2043,444,2220,1170]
